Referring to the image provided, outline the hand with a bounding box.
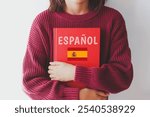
[79,88,109,100]
[48,61,76,82]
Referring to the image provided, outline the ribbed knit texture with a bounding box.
[23,6,133,100]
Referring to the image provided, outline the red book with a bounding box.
[53,28,100,89]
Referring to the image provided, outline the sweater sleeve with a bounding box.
[74,14,133,94]
[23,17,79,100]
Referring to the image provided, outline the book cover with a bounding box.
[53,28,100,89]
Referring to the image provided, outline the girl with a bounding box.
[23,0,133,100]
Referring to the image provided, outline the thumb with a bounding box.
[96,91,109,97]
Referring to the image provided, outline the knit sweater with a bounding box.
[23,6,133,100]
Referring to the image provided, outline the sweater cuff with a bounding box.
[75,66,92,88]
[63,87,79,100]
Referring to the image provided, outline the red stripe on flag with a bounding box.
[67,58,87,61]
[68,48,87,51]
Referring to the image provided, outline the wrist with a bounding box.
[71,65,76,80]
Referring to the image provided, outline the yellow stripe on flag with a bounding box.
[67,51,88,58]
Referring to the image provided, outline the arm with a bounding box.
[79,88,109,100]
[48,62,109,100]
[74,15,133,93]
[23,18,79,100]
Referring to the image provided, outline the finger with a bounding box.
[48,70,54,74]
[96,91,109,97]
[97,97,107,100]
[50,77,57,81]
[51,78,59,81]
[48,65,56,70]
[51,77,56,80]
[48,70,50,74]
[49,76,56,80]
[96,95,108,100]
[49,74,56,79]
[99,96,108,100]
[49,61,63,66]
[48,65,53,70]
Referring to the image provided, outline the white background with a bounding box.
[0,100,149,117]
[0,0,149,100]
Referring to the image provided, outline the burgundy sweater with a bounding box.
[23,6,133,100]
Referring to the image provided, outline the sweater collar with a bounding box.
[54,9,101,22]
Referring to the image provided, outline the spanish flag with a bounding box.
[67,48,88,61]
